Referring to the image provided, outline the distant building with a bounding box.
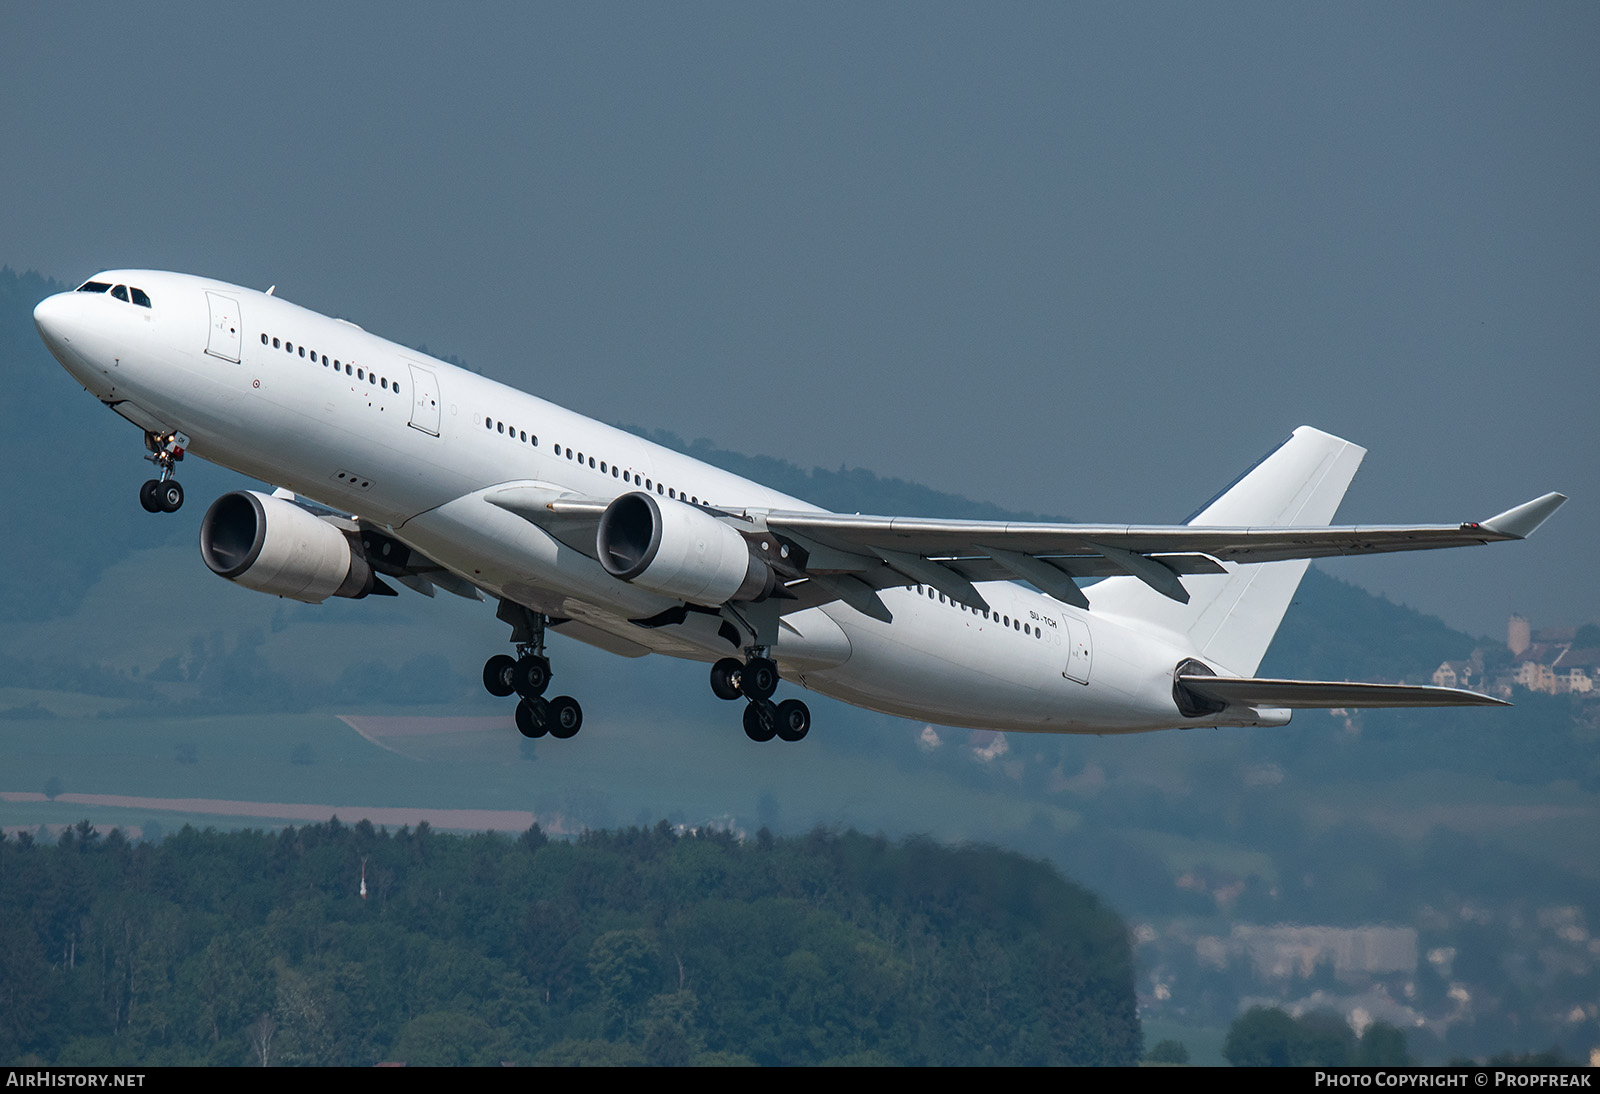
[1514,653,1560,694]
[1509,614,1531,657]
[1198,925,1419,981]
[1553,647,1600,695]
[1495,615,1600,695]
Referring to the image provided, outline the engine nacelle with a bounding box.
[597,491,774,606]
[199,491,376,603]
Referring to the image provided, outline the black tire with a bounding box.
[742,657,779,701]
[548,696,582,739]
[776,699,811,742]
[158,480,184,512]
[710,657,743,700]
[743,698,778,742]
[483,654,517,697]
[515,697,549,738]
[513,655,551,699]
[139,480,163,513]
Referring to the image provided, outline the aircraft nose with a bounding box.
[33,292,76,355]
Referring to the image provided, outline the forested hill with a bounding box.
[0,821,1140,1066]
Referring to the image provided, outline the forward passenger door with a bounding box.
[407,363,441,436]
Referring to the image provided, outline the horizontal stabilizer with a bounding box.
[1177,675,1509,709]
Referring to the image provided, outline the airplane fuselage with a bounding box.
[32,270,1301,735]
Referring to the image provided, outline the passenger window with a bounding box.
[111,285,129,302]
[301,347,307,358]
[274,338,281,349]
[261,334,269,345]
[286,342,293,353]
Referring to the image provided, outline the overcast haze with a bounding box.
[3,3,1595,637]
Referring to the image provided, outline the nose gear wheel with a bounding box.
[137,431,187,513]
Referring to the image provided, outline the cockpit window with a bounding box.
[76,281,111,293]
[111,285,129,302]
[129,287,151,308]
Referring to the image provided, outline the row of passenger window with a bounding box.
[915,585,1043,637]
[76,280,152,308]
[482,417,711,507]
[260,333,402,397]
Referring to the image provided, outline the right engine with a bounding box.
[199,491,377,603]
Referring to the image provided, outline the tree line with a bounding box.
[0,820,1140,1066]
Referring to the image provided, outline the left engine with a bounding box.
[596,491,775,606]
[199,490,377,603]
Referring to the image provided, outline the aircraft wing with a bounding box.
[750,492,1567,611]
[484,478,1563,616]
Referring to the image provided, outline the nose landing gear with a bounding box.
[138,431,187,513]
[712,652,810,743]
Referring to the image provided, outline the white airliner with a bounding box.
[33,271,1565,743]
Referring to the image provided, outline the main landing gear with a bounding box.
[484,601,583,740]
[138,431,187,513]
[711,652,810,743]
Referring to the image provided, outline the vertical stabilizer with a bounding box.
[1088,426,1366,675]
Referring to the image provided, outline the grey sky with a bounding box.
[4,3,1595,637]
